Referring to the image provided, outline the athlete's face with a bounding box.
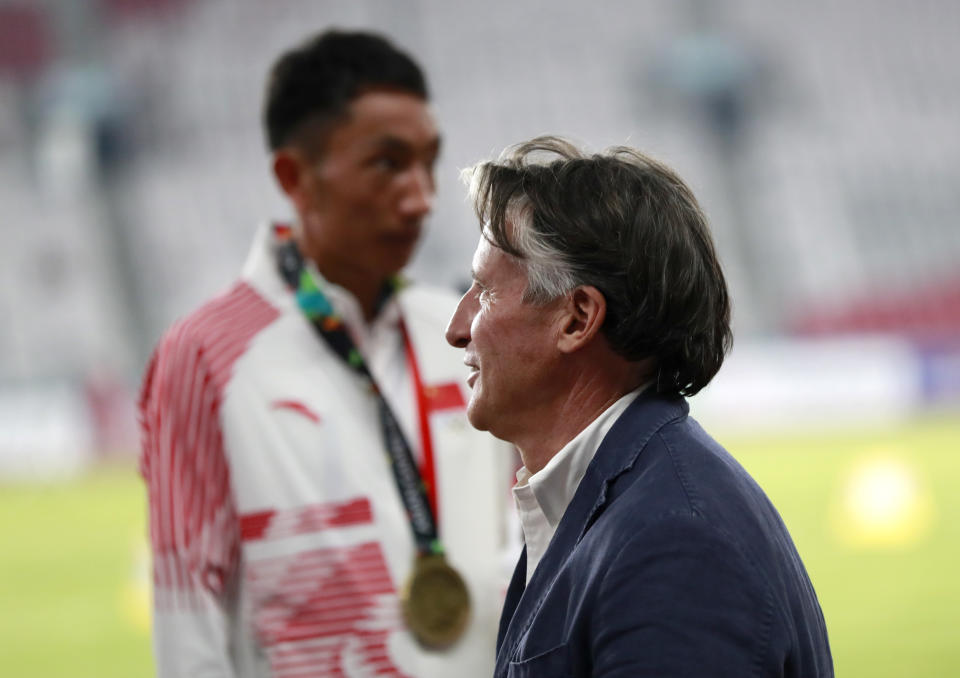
[280,90,441,284]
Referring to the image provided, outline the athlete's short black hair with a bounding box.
[263,29,429,151]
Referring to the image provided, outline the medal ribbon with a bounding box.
[274,227,443,557]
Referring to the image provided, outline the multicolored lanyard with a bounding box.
[274,226,444,557]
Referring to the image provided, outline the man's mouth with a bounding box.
[465,362,479,387]
[384,224,422,245]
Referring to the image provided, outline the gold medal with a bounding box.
[401,553,471,649]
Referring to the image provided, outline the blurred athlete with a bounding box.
[139,30,512,677]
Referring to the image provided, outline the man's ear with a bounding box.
[557,285,607,354]
[272,149,308,211]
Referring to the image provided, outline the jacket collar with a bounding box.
[495,390,688,665]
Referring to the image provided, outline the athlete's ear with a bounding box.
[272,149,309,212]
[556,285,606,354]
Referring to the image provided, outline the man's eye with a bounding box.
[374,155,401,170]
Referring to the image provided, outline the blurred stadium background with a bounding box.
[1,0,958,675]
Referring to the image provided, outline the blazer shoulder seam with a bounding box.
[655,426,701,515]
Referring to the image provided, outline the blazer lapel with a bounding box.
[495,392,689,666]
[497,548,526,653]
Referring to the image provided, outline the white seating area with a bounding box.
[1,0,958,384]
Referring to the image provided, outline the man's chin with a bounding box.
[381,240,420,270]
[466,403,514,443]
[465,401,489,433]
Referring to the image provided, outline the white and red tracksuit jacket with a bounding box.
[139,225,515,677]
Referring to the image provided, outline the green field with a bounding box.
[721,413,960,677]
[1,413,957,676]
[0,464,151,678]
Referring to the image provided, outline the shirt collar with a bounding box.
[518,385,647,527]
[268,224,404,359]
[302,257,402,331]
[243,221,403,335]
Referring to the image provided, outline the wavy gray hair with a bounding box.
[461,137,582,304]
[460,135,733,398]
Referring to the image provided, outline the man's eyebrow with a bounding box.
[366,135,408,153]
[371,134,442,156]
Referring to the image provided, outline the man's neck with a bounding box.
[297,236,386,322]
[513,367,645,475]
[324,269,384,322]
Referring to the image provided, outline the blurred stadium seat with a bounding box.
[1,0,957,445]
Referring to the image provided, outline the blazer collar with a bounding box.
[495,390,688,667]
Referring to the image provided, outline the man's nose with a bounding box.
[445,291,473,348]
[399,165,435,218]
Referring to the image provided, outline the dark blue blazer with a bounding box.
[495,391,833,677]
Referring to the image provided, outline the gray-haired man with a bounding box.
[446,136,833,677]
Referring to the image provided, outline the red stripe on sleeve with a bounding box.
[139,282,278,605]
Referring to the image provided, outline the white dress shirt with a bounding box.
[513,387,646,584]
